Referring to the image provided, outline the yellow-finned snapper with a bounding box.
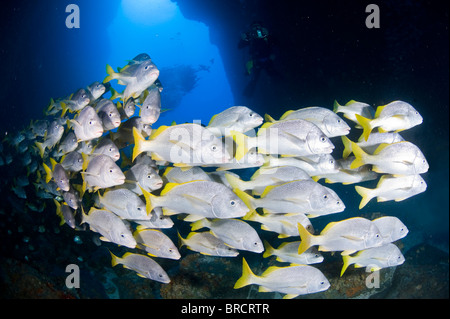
[60,151,84,172]
[340,243,405,276]
[263,240,324,265]
[97,188,148,220]
[231,119,334,161]
[243,210,314,238]
[207,106,263,137]
[60,88,90,116]
[62,187,81,210]
[91,138,120,162]
[34,120,65,158]
[355,100,423,141]
[297,217,384,256]
[333,100,374,125]
[163,166,213,184]
[234,180,345,218]
[372,216,409,245]
[42,158,70,192]
[94,99,122,131]
[132,124,232,166]
[104,59,160,103]
[319,157,378,185]
[140,86,162,125]
[178,231,239,257]
[225,165,311,196]
[56,132,78,156]
[190,218,264,253]
[274,106,350,137]
[110,251,170,283]
[134,228,180,260]
[234,258,330,299]
[81,154,125,192]
[86,81,106,102]
[350,141,429,175]
[341,133,404,159]
[134,207,174,230]
[124,162,163,195]
[355,174,427,209]
[265,154,339,177]
[69,106,104,142]
[141,181,249,219]
[54,199,76,229]
[81,207,136,248]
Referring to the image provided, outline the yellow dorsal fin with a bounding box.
[260,184,278,198]
[160,182,181,195]
[50,158,58,171]
[373,143,390,155]
[279,110,295,120]
[345,99,358,106]
[208,114,218,126]
[260,121,274,130]
[149,125,168,139]
[264,113,276,122]
[374,104,387,118]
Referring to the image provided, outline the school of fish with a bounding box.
[0,53,428,299]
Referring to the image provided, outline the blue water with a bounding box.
[0,0,448,300]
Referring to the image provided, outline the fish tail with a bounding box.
[35,141,45,158]
[340,255,352,276]
[355,114,372,141]
[42,162,52,183]
[224,173,245,191]
[233,188,256,212]
[333,100,342,113]
[230,130,249,161]
[341,135,353,159]
[355,185,374,209]
[103,64,116,83]
[109,250,120,267]
[132,127,147,162]
[264,113,276,122]
[53,199,65,226]
[349,141,368,169]
[297,222,315,255]
[139,185,158,214]
[190,219,205,232]
[60,102,68,118]
[262,240,274,258]
[177,231,186,248]
[234,258,257,289]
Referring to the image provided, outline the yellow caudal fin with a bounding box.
[103,64,116,83]
[262,240,274,258]
[132,127,146,162]
[355,114,373,141]
[60,102,68,118]
[333,100,342,113]
[139,185,158,214]
[224,173,245,191]
[297,222,315,255]
[230,130,249,161]
[354,185,374,209]
[190,219,206,232]
[349,141,368,169]
[233,188,256,211]
[109,250,120,267]
[42,162,52,183]
[341,136,353,159]
[35,141,45,158]
[234,258,257,289]
[340,255,352,277]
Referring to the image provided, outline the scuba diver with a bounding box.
[238,21,279,97]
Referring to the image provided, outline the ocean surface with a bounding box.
[0,0,448,301]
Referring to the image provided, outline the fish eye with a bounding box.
[147,174,152,179]
[323,195,328,199]
[320,281,325,285]
[314,254,320,258]
[320,136,327,142]
[253,242,259,246]
[337,119,341,123]
[249,112,254,117]
[230,200,236,206]
[145,65,150,70]
[121,234,125,238]
[211,145,218,152]
[82,94,87,98]
[109,169,113,173]
[329,159,334,164]
[336,201,340,205]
